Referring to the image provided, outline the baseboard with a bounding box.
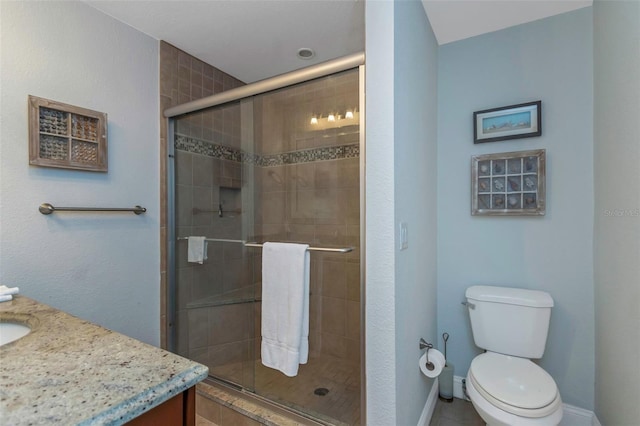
[417,378,439,426]
[452,375,601,426]
[560,403,599,426]
[453,375,467,400]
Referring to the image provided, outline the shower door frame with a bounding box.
[165,54,366,425]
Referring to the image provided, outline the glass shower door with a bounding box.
[171,68,362,425]
[172,99,257,391]
[250,69,361,425]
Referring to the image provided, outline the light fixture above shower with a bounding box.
[309,109,359,129]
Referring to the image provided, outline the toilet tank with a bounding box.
[465,285,554,359]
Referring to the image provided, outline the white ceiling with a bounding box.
[86,0,592,84]
[86,0,365,83]
[422,0,592,45]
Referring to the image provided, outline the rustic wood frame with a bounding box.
[471,149,546,216]
[29,95,108,172]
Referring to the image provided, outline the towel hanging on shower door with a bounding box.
[260,242,310,377]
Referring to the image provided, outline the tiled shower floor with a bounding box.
[210,354,360,425]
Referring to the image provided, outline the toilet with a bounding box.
[464,285,563,426]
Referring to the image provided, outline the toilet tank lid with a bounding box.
[466,286,554,308]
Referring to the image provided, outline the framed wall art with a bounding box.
[471,149,546,216]
[29,95,108,172]
[473,101,541,144]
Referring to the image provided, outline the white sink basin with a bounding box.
[0,321,31,346]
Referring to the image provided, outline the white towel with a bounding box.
[187,237,208,264]
[261,242,310,377]
[0,286,18,302]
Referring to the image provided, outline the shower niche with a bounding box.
[218,187,241,218]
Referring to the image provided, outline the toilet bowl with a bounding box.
[466,352,563,426]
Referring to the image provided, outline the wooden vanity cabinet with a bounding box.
[127,386,195,426]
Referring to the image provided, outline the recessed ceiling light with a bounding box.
[297,48,315,60]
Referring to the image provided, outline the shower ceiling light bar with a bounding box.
[310,109,357,125]
[164,52,365,118]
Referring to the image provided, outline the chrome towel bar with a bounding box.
[176,237,353,253]
[39,203,146,215]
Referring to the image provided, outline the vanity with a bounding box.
[0,296,208,425]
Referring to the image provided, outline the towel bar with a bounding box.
[176,237,353,253]
[39,203,146,215]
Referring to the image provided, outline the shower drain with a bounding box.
[314,387,329,396]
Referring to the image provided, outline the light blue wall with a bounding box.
[593,0,640,423]
[394,1,438,425]
[0,2,160,345]
[365,0,439,423]
[437,8,595,409]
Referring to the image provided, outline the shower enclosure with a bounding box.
[167,57,364,425]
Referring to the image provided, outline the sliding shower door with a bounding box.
[172,98,258,391]
[250,69,361,425]
[171,68,361,425]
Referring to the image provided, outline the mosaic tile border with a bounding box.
[175,134,359,167]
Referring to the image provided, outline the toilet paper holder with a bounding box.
[419,338,435,371]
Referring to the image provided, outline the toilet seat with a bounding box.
[469,352,562,418]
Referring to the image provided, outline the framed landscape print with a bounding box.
[474,101,541,144]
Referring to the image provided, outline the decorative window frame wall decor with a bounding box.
[471,149,546,216]
[29,95,108,172]
[473,101,541,144]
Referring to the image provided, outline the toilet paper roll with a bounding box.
[419,349,446,378]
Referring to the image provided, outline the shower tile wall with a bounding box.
[159,41,244,349]
[172,105,251,366]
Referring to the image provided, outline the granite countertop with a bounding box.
[0,296,208,425]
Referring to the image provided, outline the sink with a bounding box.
[0,321,32,346]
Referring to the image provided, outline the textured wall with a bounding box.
[593,0,640,423]
[0,2,160,344]
[437,8,595,409]
[365,0,439,424]
[393,1,439,425]
[365,1,397,423]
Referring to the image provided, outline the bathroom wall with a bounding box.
[593,0,640,423]
[0,2,160,344]
[365,0,439,424]
[437,8,595,409]
[365,0,397,423]
[393,1,439,425]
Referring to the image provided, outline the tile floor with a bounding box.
[195,392,483,426]
[429,398,485,426]
[196,369,482,426]
[211,354,360,425]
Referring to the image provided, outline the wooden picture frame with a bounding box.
[29,95,108,172]
[474,101,541,144]
[471,149,546,216]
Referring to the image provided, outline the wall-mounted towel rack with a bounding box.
[177,237,353,253]
[177,237,246,244]
[39,203,146,215]
[245,242,353,253]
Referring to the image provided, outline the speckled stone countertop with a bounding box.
[0,296,208,425]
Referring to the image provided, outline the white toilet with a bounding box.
[464,285,563,426]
